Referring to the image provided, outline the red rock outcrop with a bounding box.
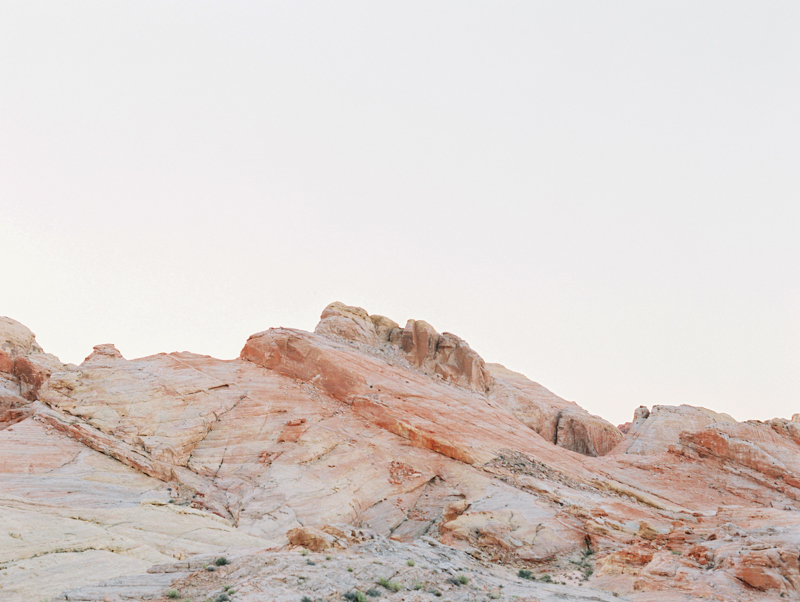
[0,317,65,429]
[3,305,800,602]
[487,363,622,456]
[314,302,491,393]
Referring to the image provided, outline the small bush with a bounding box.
[206,566,216,572]
[344,591,367,602]
[457,575,469,585]
[166,590,180,599]
[347,567,354,572]
[406,559,415,567]
[378,577,403,592]
[302,597,313,602]
[301,548,309,556]
[215,595,230,602]
[377,578,401,592]
[366,588,381,597]
[306,559,316,565]
[518,569,534,580]
[413,582,423,590]
[215,557,229,566]
[541,574,553,583]
[326,555,332,560]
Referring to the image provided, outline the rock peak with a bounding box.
[82,343,125,367]
[314,301,490,392]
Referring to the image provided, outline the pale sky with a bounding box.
[2,2,798,427]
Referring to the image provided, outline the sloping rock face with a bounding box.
[315,302,490,392]
[487,363,623,456]
[610,404,736,455]
[313,303,621,456]
[2,305,799,602]
[0,317,66,429]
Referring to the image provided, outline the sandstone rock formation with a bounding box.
[0,317,65,429]
[1,304,798,602]
[315,302,491,392]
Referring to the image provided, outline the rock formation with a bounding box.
[0,317,65,429]
[0,303,798,602]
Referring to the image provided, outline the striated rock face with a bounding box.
[611,404,736,455]
[486,363,622,456]
[0,317,66,429]
[3,304,800,602]
[314,302,491,392]
[315,302,381,346]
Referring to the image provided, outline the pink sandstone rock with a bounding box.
[3,305,800,602]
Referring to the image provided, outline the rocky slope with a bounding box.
[1,303,798,602]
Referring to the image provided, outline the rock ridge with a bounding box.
[1,305,799,602]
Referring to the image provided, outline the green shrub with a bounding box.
[541,574,552,583]
[343,591,367,602]
[366,588,381,597]
[215,557,229,566]
[215,595,230,602]
[377,578,401,592]
[518,569,534,580]
[406,559,415,567]
[347,567,354,572]
[166,591,180,599]
[457,575,469,585]
[302,597,313,602]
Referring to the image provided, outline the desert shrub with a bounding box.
[214,557,229,566]
[406,559,415,567]
[518,569,533,580]
[457,575,469,585]
[377,578,401,592]
[366,588,381,597]
[166,590,180,599]
[343,591,367,602]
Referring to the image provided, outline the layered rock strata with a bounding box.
[0,304,798,602]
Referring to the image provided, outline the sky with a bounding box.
[1,2,798,427]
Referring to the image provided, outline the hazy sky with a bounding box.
[2,2,798,426]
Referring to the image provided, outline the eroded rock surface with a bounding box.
[1,306,798,602]
[0,317,66,429]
